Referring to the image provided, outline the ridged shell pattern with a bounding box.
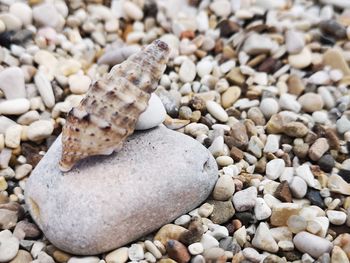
[59,40,170,172]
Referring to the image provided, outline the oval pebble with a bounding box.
[0,98,30,115]
[27,120,54,141]
[206,101,228,122]
[0,230,19,262]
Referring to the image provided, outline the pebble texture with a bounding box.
[25,126,218,255]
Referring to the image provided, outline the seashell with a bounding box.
[59,40,170,172]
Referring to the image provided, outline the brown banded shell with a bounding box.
[59,40,170,172]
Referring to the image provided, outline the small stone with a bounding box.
[5,125,22,149]
[179,59,196,83]
[0,14,22,31]
[232,186,257,212]
[166,240,190,263]
[331,246,349,263]
[266,159,285,180]
[206,101,228,122]
[336,115,350,134]
[188,243,203,255]
[198,203,214,218]
[326,210,347,225]
[9,250,32,263]
[0,98,30,115]
[0,208,17,230]
[252,222,278,253]
[298,93,324,113]
[27,120,54,141]
[68,75,91,95]
[32,3,60,28]
[208,136,225,157]
[247,107,265,126]
[320,20,347,40]
[122,1,143,20]
[263,135,279,153]
[308,71,330,85]
[230,146,244,161]
[155,225,187,246]
[285,30,305,54]
[279,94,301,113]
[128,244,144,261]
[203,247,225,261]
[221,86,241,109]
[145,240,162,259]
[308,138,329,161]
[0,230,19,262]
[209,0,231,17]
[288,47,312,69]
[287,74,305,96]
[135,94,167,131]
[260,98,279,119]
[254,197,271,220]
[34,71,55,108]
[200,233,219,250]
[179,217,204,245]
[17,111,40,126]
[0,67,26,99]
[226,68,245,86]
[208,200,235,224]
[105,247,128,263]
[9,2,32,25]
[296,164,315,187]
[228,122,248,149]
[323,49,350,76]
[283,122,308,137]
[213,174,235,201]
[293,231,333,259]
[67,257,100,263]
[216,156,233,167]
[270,203,301,226]
[289,176,308,199]
[287,215,307,234]
[13,220,40,239]
[196,59,213,78]
[98,46,140,66]
[274,181,292,203]
[243,34,277,55]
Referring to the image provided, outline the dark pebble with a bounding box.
[218,20,240,38]
[234,212,256,226]
[143,0,158,17]
[166,240,191,263]
[258,58,282,74]
[274,181,292,203]
[318,154,335,173]
[305,189,325,208]
[179,217,204,245]
[319,20,347,40]
[338,169,350,183]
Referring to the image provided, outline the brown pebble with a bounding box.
[228,122,249,149]
[218,20,240,38]
[287,74,305,96]
[226,68,245,86]
[308,138,330,161]
[13,220,41,239]
[258,57,279,73]
[247,107,266,126]
[266,114,286,134]
[293,143,309,159]
[274,181,293,202]
[255,156,267,173]
[53,249,72,263]
[244,119,257,137]
[188,96,206,111]
[230,146,244,161]
[325,128,340,150]
[283,122,309,137]
[179,217,204,245]
[166,240,190,263]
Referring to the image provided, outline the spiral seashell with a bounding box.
[59,40,170,172]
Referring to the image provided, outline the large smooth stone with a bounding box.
[24,126,217,255]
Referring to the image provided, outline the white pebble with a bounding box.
[188,243,203,255]
[206,101,228,122]
[260,98,279,118]
[34,71,55,108]
[326,210,347,225]
[266,159,285,180]
[0,98,30,115]
[179,59,196,83]
[68,75,91,94]
[27,120,54,141]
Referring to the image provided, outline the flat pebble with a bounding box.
[264,135,280,153]
[298,93,324,113]
[67,257,100,263]
[5,125,22,149]
[32,3,60,28]
[243,34,277,55]
[206,101,228,122]
[0,98,30,115]
[288,47,312,69]
[9,2,32,25]
[34,71,55,108]
[289,176,308,198]
[27,120,54,141]
[179,59,196,83]
[209,0,231,17]
[188,243,203,255]
[293,231,333,258]
[128,244,144,261]
[221,86,241,108]
[123,1,143,21]
[296,164,315,187]
[326,210,347,225]
[308,138,329,161]
[68,75,91,95]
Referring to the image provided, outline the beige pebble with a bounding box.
[5,124,22,148]
[68,74,91,94]
[15,164,32,180]
[308,138,329,161]
[27,120,54,141]
[323,48,350,76]
[288,47,312,69]
[298,93,324,113]
[221,86,241,109]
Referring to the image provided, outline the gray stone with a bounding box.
[25,126,217,255]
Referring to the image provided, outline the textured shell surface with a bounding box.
[59,40,170,172]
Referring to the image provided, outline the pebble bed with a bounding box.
[0,0,350,262]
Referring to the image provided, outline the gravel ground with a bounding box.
[0,0,350,262]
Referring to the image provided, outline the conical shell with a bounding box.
[59,40,170,172]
